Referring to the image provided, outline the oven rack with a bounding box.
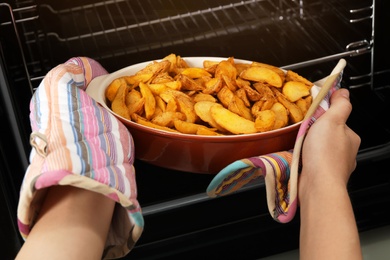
[1,0,374,92]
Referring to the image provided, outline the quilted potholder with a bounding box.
[17,57,143,259]
[207,59,346,223]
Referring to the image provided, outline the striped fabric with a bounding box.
[207,60,344,223]
[17,57,143,259]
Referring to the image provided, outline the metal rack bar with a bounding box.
[0,5,38,25]
[349,5,373,23]
[2,0,376,90]
[33,0,371,56]
[142,141,390,216]
[142,178,265,216]
[37,0,269,42]
[0,3,33,93]
[282,40,372,70]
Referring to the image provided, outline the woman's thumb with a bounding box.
[328,88,353,124]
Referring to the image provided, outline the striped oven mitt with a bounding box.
[207,59,346,223]
[17,57,143,259]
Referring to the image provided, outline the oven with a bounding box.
[1,0,389,259]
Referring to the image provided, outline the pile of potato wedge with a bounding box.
[105,54,314,135]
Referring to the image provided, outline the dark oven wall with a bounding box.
[2,0,377,84]
[3,0,389,150]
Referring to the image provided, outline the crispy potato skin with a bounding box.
[210,105,257,134]
[107,54,314,135]
[111,84,130,120]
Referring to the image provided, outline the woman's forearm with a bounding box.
[299,179,362,260]
[16,185,115,260]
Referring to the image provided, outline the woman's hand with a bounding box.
[299,88,361,200]
[298,88,362,260]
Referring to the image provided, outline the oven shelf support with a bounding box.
[142,141,390,216]
[0,3,36,94]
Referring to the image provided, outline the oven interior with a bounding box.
[1,0,389,259]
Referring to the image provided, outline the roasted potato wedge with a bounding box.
[254,110,276,132]
[215,60,237,80]
[192,93,217,103]
[240,66,283,88]
[174,120,216,135]
[164,99,176,113]
[194,101,225,132]
[282,81,311,102]
[106,55,315,135]
[177,74,204,91]
[111,84,130,120]
[270,102,289,130]
[235,88,251,107]
[272,87,303,124]
[196,127,223,136]
[217,86,234,107]
[132,113,179,133]
[136,60,170,76]
[181,67,211,79]
[138,82,156,120]
[106,77,126,102]
[176,95,197,123]
[203,77,223,94]
[151,72,174,84]
[228,95,253,121]
[210,104,257,134]
[124,73,153,87]
[151,111,185,127]
[203,60,220,68]
[295,95,313,116]
[222,74,238,92]
[234,63,250,75]
[251,61,285,82]
[163,53,178,73]
[126,89,145,116]
[236,77,262,102]
[286,70,314,87]
[148,83,168,96]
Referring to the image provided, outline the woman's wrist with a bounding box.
[298,167,349,206]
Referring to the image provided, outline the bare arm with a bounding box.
[299,88,362,260]
[16,185,115,260]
